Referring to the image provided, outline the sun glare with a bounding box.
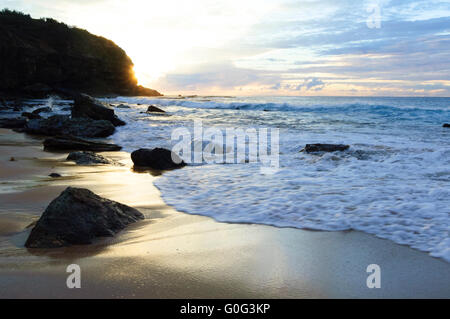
[46,0,276,88]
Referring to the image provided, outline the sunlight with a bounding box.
[48,0,277,85]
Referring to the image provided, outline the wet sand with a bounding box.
[0,128,449,298]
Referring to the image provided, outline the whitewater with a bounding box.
[102,96,450,262]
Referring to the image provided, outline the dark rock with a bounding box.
[21,112,42,120]
[9,157,15,161]
[72,94,126,126]
[49,173,61,178]
[24,115,115,138]
[115,104,130,109]
[32,107,52,114]
[43,136,121,152]
[23,83,52,98]
[0,117,28,129]
[302,144,350,153]
[67,151,113,165]
[443,123,450,128]
[133,85,162,97]
[146,105,165,113]
[25,187,144,248]
[131,148,186,170]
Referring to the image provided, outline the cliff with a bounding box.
[0,9,162,98]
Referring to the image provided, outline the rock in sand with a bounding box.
[43,136,121,152]
[25,187,144,248]
[67,151,113,165]
[24,115,115,138]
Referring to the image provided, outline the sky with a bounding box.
[2,0,450,96]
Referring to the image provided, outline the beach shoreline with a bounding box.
[0,128,449,298]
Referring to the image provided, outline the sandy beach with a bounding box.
[0,128,449,299]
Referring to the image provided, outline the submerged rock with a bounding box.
[115,104,130,109]
[21,112,42,120]
[302,144,350,153]
[32,107,52,114]
[24,115,115,138]
[48,173,61,178]
[72,94,126,126]
[0,117,28,129]
[67,151,113,165]
[131,148,186,170]
[25,187,144,248]
[146,105,165,113]
[443,123,450,128]
[43,136,121,152]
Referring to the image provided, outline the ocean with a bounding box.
[101,95,450,262]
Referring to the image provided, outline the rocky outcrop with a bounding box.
[302,144,350,153]
[0,10,162,98]
[146,105,165,113]
[133,85,161,97]
[72,93,125,126]
[443,123,450,128]
[131,148,186,170]
[67,151,113,165]
[43,136,121,152]
[21,112,41,120]
[25,187,144,248]
[0,117,28,129]
[23,115,115,137]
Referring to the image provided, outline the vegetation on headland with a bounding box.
[0,9,162,98]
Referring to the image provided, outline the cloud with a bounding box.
[295,78,326,91]
[156,61,282,93]
[270,83,282,90]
